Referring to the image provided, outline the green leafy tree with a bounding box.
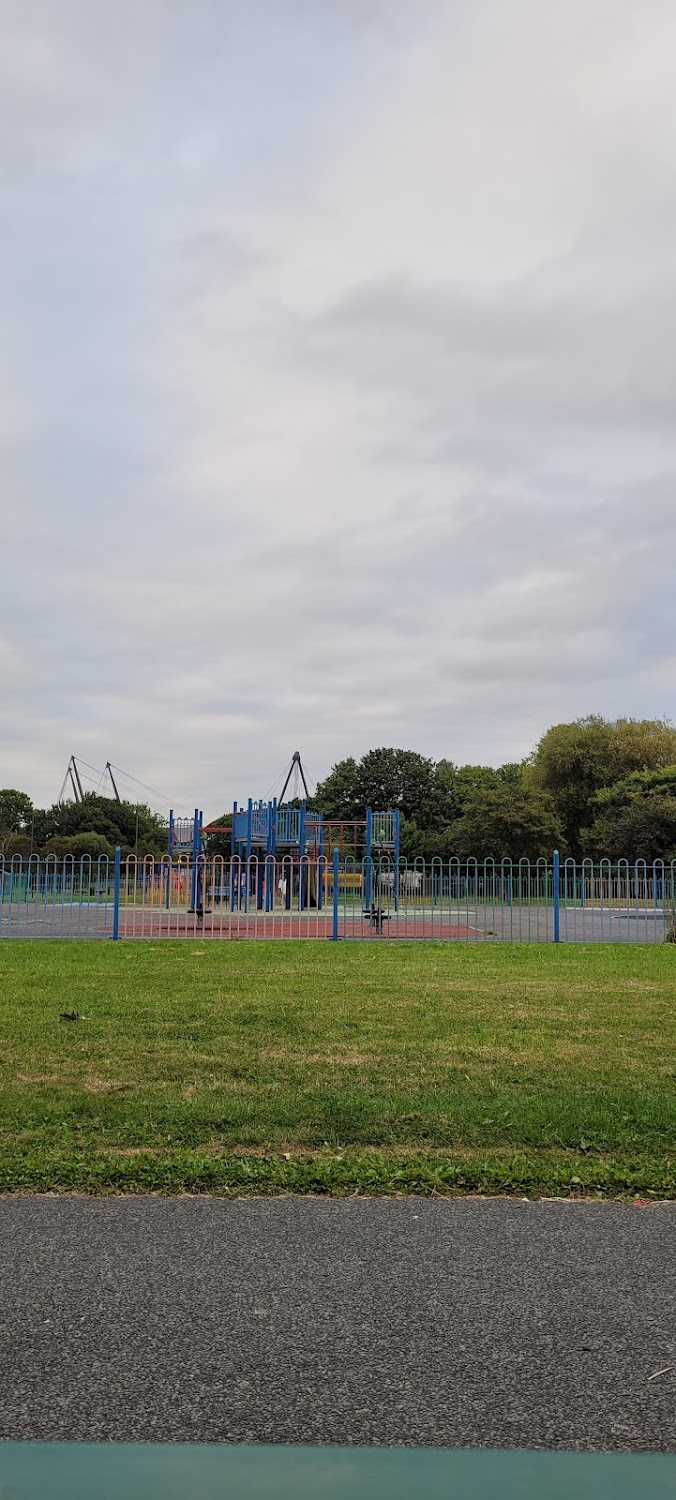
[0,833,32,858]
[202,812,232,858]
[611,720,676,775]
[430,762,497,825]
[428,761,525,832]
[398,817,429,862]
[590,765,676,810]
[0,789,33,834]
[45,832,116,860]
[529,717,676,856]
[451,786,565,863]
[495,762,527,786]
[583,795,676,864]
[36,795,167,857]
[355,749,437,825]
[430,761,464,826]
[582,766,676,861]
[456,765,500,796]
[315,750,438,826]
[399,821,460,862]
[313,758,360,819]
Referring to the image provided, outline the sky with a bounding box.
[1,0,675,817]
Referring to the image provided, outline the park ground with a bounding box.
[0,940,674,1198]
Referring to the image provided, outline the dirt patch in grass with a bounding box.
[84,1080,133,1095]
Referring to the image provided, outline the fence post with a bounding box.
[365,809,373,907]
[112,846,121,941]
[332,848,340,941]
[189,808,200,913]
[553,849,560,943]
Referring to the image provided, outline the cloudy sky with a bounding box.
[1,0,675,816]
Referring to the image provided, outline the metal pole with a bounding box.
[332,847,340,941]
[298,804,306,909]
[230,802,237,910]
[165,810,173,911]
[112,846,121,940]
[553,849,560,943]
[190,808,200,912]
[365,808,373,908]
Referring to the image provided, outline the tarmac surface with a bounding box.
[0,1197,675,1449]
[0,899,669,940]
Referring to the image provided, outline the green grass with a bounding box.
[0,941,674,1197]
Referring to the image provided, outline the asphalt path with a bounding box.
[0,1198,674,1450]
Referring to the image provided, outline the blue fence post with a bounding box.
[165,810,173,911]
[365,809,373,908]
[332,847,340,941]
[112,846,121,940]
[298,805,306,910]
[244,800,253,913]
[189,808,202,913]
[553,849,560,943]
[230,802,238,909]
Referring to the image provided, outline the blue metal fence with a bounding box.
[2,850,676,942]
[0,854,115,939]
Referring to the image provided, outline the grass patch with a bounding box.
[0,941,674,1196]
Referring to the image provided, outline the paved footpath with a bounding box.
[0,1198,674,1450]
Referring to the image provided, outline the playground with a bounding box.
[2,754,676,942]
[1,849,674,941]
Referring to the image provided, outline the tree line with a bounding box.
[310,718,676,863]
[0,790,167,861]
[3,716,676,864]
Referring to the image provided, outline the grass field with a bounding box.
[0,940,674,1197]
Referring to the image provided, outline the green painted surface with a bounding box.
[0,1445,674,1498]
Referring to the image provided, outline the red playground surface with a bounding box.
[116,911,478,941]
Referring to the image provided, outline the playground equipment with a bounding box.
[167,809,204,912]
[226,751,400,914]
[167,809,203,860]
[226,799,400,913]
[170,756,401,916]
[228,797,325,912]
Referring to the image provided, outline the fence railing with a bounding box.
[1,851,675,942]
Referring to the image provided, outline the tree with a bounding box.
[582,766,676,861]
[583,795,676,864]
[0,789,33,834]
[611,720,676,775]
[451,786,565,863]
[45,832,116,860]
[355,749,437,825]
[35,795,167,857]
[202,812,232,858]
[315,750,438,826]
[430,761,464,826]
[529,717,676,856]
[314,758,360,820]
[588,765,676,810]
[398,817,429,862]
[495,762,527,786]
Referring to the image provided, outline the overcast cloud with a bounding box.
[1,0,675,815]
